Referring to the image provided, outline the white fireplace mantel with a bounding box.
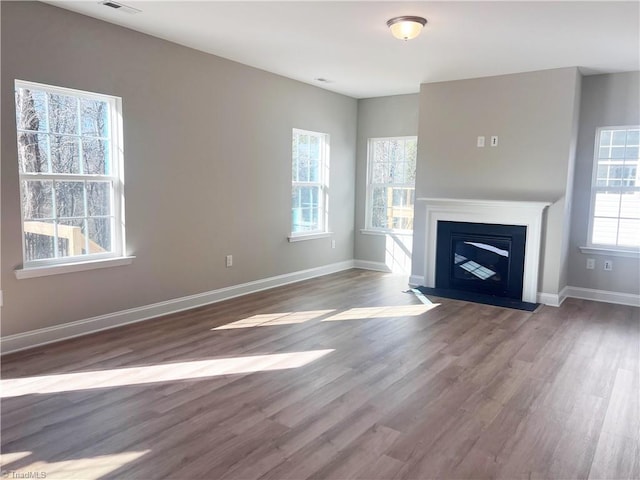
[418,198,552,303]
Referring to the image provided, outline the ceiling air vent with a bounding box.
[100,1,141,14]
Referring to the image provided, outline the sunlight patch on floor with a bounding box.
[2,450,150,480]
[0,350,334,398]
[213,309,335,330]
[322,304,439,321]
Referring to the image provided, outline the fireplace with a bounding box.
[435,221,526,300]
[416,198,551,303]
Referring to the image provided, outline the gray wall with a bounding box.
[355,94,419,272]
[568,72,640,294]
[412,68,581,298]
[1,2,357,336]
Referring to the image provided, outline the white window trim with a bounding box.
[585,125,640,254]
[287,232,333,242]
[290,128,330,238]
[14,80,129,276]
[365,136,417,234]
[15,256,135,280]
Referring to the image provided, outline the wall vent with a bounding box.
[100,1,141,14]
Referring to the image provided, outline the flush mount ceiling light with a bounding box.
[386,16,427,41]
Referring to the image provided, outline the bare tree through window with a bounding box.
[15,81,123,265]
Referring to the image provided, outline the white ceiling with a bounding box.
[45,1,640,99]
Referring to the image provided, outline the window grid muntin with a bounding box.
[291,129,329,235]
[366,136,417,232]
[15,80,123,267]
[588,126,640,249]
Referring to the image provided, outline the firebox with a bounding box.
[435,221,527,300]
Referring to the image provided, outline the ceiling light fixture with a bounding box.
[386,16,427,41]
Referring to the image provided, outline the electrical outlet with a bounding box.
[331,239,336,249]
[586,258,595,270]
[226,255,233,268]
[477,136,485,147]
[604,260,613,271]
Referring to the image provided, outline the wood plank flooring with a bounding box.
[1,269,638,479]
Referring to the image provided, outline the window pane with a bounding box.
[309,135,319,162]
[389,161,401,184]
[87,181,111,216]
[406,139,417,182]
[21,180,53,219]
[390,140,405,164]
[618,219,640,247]
[594,191,620,218]
[57,218,86,257]
[82,138,110,175]
[627,130,639,145]
[592,217,618,245]
[625,146,639,160]
[51,135,80,174]
[24,220,55,261]
[372,186,388,209]
[371,207,388,229]
[87,217,112,253]
[17,132,49,173]
[611,147,625,159]
[297,154,310,182]
[48,93,78,135]
[55,181,85,218]
[81,99,109,137]
[599,146,610,159]
[372,158,388,184]
[620,192,640,219]
[600,130,612,146]
[15,88,48,132]
[612,130,626,146]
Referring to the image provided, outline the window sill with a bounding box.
[288,232,332,243]
[360,229,413,236]
[15,256,136,280]
[579,246,640,259]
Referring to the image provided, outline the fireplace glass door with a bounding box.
[451,234,511,295]
[435,221,527,300]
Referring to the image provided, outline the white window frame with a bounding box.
[586,125,640,253]
[364,136,417,234]
[14,80,129,277]
[289,128,330,239]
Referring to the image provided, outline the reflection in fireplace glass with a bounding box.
[452,237,511,289]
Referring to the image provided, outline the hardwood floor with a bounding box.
[1,269,639,479]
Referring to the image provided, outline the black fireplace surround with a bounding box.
[435,221,527,301]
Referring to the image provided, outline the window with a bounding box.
[366,136,417,232]
[588,126,640,248]
[291,129,329,236]
[14,80,125,269]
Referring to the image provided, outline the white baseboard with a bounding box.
[537,287,568,307]
[408,275,424,287]
[564,286,640,307]
[353,260,391,272]
[1,260,355,355]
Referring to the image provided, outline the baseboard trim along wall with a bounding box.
[4,266,638,354]
[353,260,392,272]
[564,286,640,307]
[1,260,355,355]
[536,288,568,308]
